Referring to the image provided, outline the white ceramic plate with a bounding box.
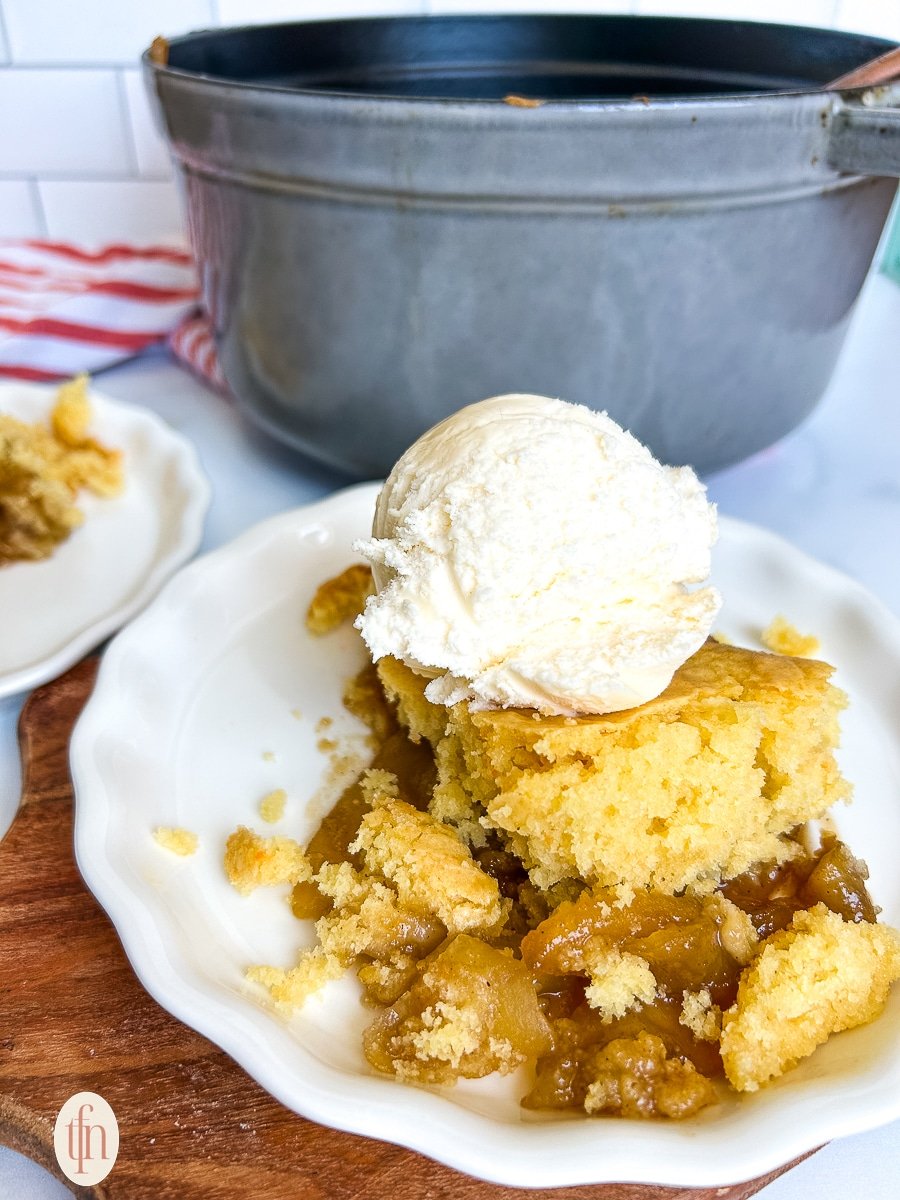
[70,483,900,1190]
[0,381,210,698]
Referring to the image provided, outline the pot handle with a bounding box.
[828,90,900,177]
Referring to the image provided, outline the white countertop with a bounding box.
[2,271,899,1198]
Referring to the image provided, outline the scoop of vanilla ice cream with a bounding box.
[355,393,721,716]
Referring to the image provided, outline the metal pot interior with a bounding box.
[163,14,895,101]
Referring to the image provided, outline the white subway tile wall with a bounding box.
[0,0,897,244]
[217,0,425,22]
[121,68,174,179]
[36,179,186,243]
[1,0,215,65]
[833,0,900,40]
[0,69,130,174]
[427,2,636,12]
[0,180,41,236]
[631,0,835,20]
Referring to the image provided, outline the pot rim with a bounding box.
[143,12,898,109]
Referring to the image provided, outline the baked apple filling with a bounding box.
[225,567,900,1119]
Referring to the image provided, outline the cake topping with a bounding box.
[355,393,721,715]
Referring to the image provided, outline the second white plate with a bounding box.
[0,380,210,698]
[70,483,900,1189]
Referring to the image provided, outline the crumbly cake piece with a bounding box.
[377,653,449,747]
[245,782,505,1012]
[582,946,657,1020]
[350,797,506,936]
[1,374,123,564]
[224,826,311,894]
[259,788,287,823]
[680,989,721,1042]
[153,826,199,856]
[721,904,900,1091]
[315,860,439,969]
[305,564,373,635]
[247,948,347,1010]
[45,374,123,496]
[380,642,851,895]
[761,616,820,658]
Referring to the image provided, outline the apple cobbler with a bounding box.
[0,374,123,565]
[225,564,900,1120]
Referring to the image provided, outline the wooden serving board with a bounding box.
[0,658,818,1199]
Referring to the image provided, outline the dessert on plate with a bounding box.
[226,394,900,1120]
[0,374,123,565]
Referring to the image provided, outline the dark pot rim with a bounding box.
[143,13,897,109]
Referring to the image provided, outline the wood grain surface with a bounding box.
[0,658,819,1199]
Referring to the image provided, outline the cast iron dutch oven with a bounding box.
[146,15,900,476]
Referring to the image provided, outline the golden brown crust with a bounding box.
[305,563,373,635]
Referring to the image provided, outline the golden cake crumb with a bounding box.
[721,905,900,1091]
[761,616,820,657]
[377,655,449,747]
[224,826,311,894]
[405,1000,483,1069]
[305,563,373,635]
[153,826,198,856]
[583,946,657,1020]
[680,989,722,1042]
[358,767,399,806]
[351,798,506,936]
[281,862,443,1004]
[247,948,346,1009]
[259,788,287,823]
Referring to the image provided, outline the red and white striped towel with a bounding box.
[169,311,229,395]
[0,239,204,383]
